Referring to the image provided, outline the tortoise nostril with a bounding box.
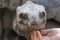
[19,20,23,24]
[32,20,38,25]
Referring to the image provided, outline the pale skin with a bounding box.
[31,28,60,40]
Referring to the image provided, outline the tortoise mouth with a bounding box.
[18,23,45,31]
[18,19,45,31]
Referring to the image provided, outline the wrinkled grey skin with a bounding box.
[23,0,60,22]
[13,1,47,40]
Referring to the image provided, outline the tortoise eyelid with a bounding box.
[39,12,45,19]
[19,13,29,20]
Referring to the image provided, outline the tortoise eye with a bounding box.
[19,13,28,20]
[39,12,45,19]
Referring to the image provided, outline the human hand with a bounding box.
[31,28,60,40]
[31,31,43,40]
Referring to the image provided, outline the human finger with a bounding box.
[31,31,37,40]
[36,31,43,40]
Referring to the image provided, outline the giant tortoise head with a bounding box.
[13,1,47,37]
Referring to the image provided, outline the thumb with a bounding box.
[40,29,51,36]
